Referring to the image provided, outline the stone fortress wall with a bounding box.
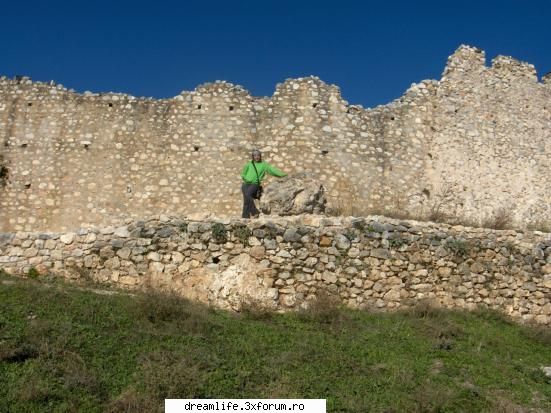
[1,215,550,324]
[0,45,550,232]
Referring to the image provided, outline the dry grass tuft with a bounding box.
[296,290,349,330]
[481,208,514,230]
[105,388,159,413]
[134,288,213,336]
[239,299,274,321]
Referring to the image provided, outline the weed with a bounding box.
[388,236,407,249]
[69,265,95,283]
[136,289,192,324]
[262,225,278,240]
[17,376,55,404]
[410,382,455,412]
[403,301,464,353]
[27,267,40,279]
[481,208,514,230]
[471,306,513,325]
[520,322,551,347]
[351,219,367,231]
[426,208,451,223]
[134,289,212,336]
[423,183,457,224]
[136,349,211,400]
[446,238,469,257]
[178,222,188,233]
[211,223,227,243]
[0,342,40,363]
[233,225,251,246]
[106,388,156,413]
[297,291,346,328]
[240,300,273,321]
[344,228,357,241]
[60,351,101,393]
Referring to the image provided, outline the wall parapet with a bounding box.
[1,215,549,324]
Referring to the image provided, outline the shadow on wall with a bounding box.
[0,155,9,187]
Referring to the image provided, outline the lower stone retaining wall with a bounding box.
[1,214,550,324]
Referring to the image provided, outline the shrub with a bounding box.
[105,388,156,413]
[233,225,251,246]
[297,291,345,326]
[481,208,513,230]
[344,228,357,241]
[239,300,273,321]
[351,219,367,231]
[134,289,213,336]
[446,238,469,257]
[27,267,40,279]
[388,236,407,249]
[263,226,279,240]
[426,207,451,223]
[211,223,227,243]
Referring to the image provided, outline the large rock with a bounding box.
[259,172,326,215]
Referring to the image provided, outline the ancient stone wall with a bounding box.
[1,215,550,324]
[428,46,551,226]
[1,45,550,232]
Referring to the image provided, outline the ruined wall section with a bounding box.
[256,76,434,216]
[163,81,257,215]
[0,75,435,231]
[427,46,551,224]
[0,78,170,230]
[0,79,260,231]
[256,77,372,209]
[1,215,549,324]
[361,82,436,215]
[0,45,550,232]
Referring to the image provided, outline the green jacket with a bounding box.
[241,161,286,184]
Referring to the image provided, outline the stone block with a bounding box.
[60,233,75,244]
[249,246,266,260]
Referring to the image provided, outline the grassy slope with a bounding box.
[0,274,550,413]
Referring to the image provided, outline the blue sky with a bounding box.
[1,0,549,108]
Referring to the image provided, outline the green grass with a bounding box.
[0,274,550,413]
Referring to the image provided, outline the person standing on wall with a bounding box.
[241,149,286,219]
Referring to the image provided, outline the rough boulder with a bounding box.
[259,172,326,215]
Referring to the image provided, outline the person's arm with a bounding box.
[266,163,287,177]
[241,162,250,181]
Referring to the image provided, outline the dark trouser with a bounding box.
[242,183,260,218]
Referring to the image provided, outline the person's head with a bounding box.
[251,149,262,162]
